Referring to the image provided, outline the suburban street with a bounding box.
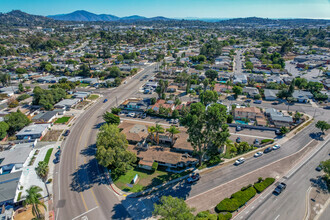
[53,63,159,220]
[235,137,330,220]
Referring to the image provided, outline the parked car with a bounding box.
[273,182,286,195]
[271,102,279,105]
[187,173,200,183]
[324,106,330,110]
[273,145,281,150]
[254,152,263,157]
[254,100,262,104]
[142,113,147,119]
[236,126,242,131]
[235,157,245,165]
[170,119,175,124]
[316,165,322,172]
[55,149,61,157]
[254,139,259,145]
[127,112,135,117]
[63,130,70,136]
[236,137,241,143]
[264,147,273,153]
[103,99,108,103]
[245,99,251,103]
[54,157,60,164]
[275,129,281,135]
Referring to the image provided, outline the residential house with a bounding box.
[233,74,247,84]
[292,90,313,103]
[72,91,91,100]
[54,98,80,110]
[120,98,149,112]
[32,111,58,123]
[16,124,51,140]
[265,108,293,127]
[128,145,197,170]
[150,99,175,113]
[264,89,279,101]
[234,107,267,126]
[214,83,232,94]
[118,121,149,144]
[242,87,259,98]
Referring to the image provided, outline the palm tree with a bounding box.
[154,124,165,145]
[35,161,49,182]
[166,125,180,147]
[24,186,47,219]
[148,126,156,143]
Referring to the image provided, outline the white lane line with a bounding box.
[274,214,280,220]
[71,206,98,220]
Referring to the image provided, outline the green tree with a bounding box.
[205,70,218,81]
[0,121,9,140]
[280,126,289,135]
[96,124,136,177]
[4,110,31,134]
[153,196,195,220]
[320,159,330,176]
[24,186,47,219]
[35,161,49,182]
[199,90,218,106]
[166,125,180,147]
[172,109,179,119]
[232,86,243,98]
[181,103,229,165]
[103,111,120,125]
[111,108,121,115]
[109,66,121,78]
[18,83,24,93]
[245,62,254,71]
[150,124,165,145]
[316,121,330,134]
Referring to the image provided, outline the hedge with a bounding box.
[254,177,275,193]
[216,187,256,213]
[218,212,232,220]
[196,210,218,220]
[261,139,274,144]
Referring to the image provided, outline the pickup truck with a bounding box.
[273,182,286,195]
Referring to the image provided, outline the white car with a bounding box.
[234,157,245,165]
[127,112,135,117]
[254,152,263,157]
[273,145,281,150]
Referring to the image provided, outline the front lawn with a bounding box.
[54,116,71,124]
[44,148,53,164]
[78,83,89,87]
[88,94,99,100]
[113,167,191,193]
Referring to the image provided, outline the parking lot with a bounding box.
[229,127,277,145]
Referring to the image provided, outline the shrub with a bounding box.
[241,184,252,191]
[206,155,223,167]
[254,177,275,193]
[196,210,218,220]
[231,187,256,207]
[47,178,53,183]
[16,94,30,102]
[261,139,274,144]
[152,162,158,171]
[216,198,240,213]
[17,192,22,201]
[218,212,232,220]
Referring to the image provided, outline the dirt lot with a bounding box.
[41,130,63,142]
[14,204,46,220]
[75,100,90,110]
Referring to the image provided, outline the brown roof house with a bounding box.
[234,107,267,126]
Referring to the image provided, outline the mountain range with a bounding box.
[48,10,172,22]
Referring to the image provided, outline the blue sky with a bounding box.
[1,0,329,19]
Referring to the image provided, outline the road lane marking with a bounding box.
[274,214,280,220]
[91,189,100,207]
[72,206,98,220]
[80,192,89,212]
[187,139,316,201]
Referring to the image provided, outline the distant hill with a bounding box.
[48,10,119,21]
[0,10,54,27]
[48,10,173,22]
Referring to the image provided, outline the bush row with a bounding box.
[261,139,274,144]
[216,187,256,213]
[215,177,276,213]
[196,210,232,220]
[254,178,275,193]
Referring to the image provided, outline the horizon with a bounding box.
[1,0,329,19]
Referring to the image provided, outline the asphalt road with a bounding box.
[53,63,160,220]
[238,137,330,220]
